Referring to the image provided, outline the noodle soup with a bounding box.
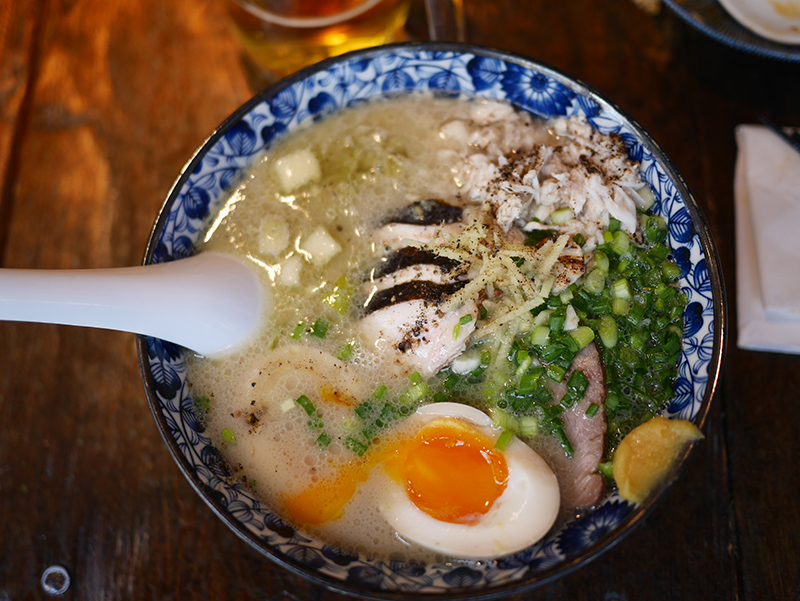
[186,92,686,563]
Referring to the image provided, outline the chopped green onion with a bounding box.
[549,308,566,334]
[372,384,387,399]
[598,461,614,480]
[295,394,316,416]
[406,381,429,402]
[610,278,632,300]
[443,372,460,390]
[594,251,610,273]
[574,233,585,247]
[453,314,473,340]
[519,416,539,437]
[550,207,574,225]
[649,243,670,262]
[603,231,615,244]
[583,268,606,294]
[608,217,621,232]
[554,426,574,457]
[636,185,656,210]
[518,371,541,394]
[627,303,645,327]
[585,403,599,418]
[494,429,514,451]
[355,401,373,420]
[322,274,354,315]
[310,316,330,338]
[221,427,236,443]
[280,398,295,413]
[610,230,630,256]
[344,436,369,456]
[336,343,353,361]
[290,322,306,339]
[308,413,324,430]
[630,331,646,350]
[546,363,567,383]
[662,260,682,281]
[491,408,517,432]
[597,315,619,348]
[612,297,630,315]
[531,325,550,347]
[570,325,595,349]
[539,342,565,363]
[315,432,332,449]
[409,371,422,384]
[567,370,589,395]
[195,395,211,413]
[433,391,448,403]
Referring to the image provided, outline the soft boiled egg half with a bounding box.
[379,402,560,560]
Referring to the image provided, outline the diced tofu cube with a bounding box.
[274,149,321,193]
[259,216,290,255]
[278,254,302,287]
[299,226,341,267]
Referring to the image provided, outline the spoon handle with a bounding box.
[0,253,264,356]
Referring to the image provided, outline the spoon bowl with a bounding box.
[0,252,266,356]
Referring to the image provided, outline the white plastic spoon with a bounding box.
[0,252,268,356]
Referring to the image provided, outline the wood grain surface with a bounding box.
[1,0,799,599]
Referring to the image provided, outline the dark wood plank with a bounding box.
[2,0,800,598]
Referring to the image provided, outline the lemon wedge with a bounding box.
[613,416,704,505]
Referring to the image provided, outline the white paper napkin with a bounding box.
[735,123,800,353]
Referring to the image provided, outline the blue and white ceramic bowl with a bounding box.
[138,43,726,599]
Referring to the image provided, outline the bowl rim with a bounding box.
[137,41,727,600]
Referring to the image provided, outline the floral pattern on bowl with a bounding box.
[139,43,725,599]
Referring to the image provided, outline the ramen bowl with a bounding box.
[138,42,725,599]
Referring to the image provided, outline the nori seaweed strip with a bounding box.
[364,280,468,314]
[383,199,463,226]
[373,246,461,279]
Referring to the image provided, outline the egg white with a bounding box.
[378,402,560,560]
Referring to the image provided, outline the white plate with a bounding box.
[716,0,800,44]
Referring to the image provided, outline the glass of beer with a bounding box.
[224,0,415,85]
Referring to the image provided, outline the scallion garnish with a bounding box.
[221,427,236,443]
[322,274,354,315]
[310,316,330,338]
[494,429,514,451]
[290,322,306,339]
[336,343,353,361]
[453,314,473,340]
[345,436,369,457]
[597,461,614,480]
[295,394,316,416]
[315,432,332,449]
[195,395,211,413]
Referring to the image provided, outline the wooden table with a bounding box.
[2,1,799,599]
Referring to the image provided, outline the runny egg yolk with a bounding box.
[386,419,509,524]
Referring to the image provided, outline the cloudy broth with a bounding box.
[186,93,558,561]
